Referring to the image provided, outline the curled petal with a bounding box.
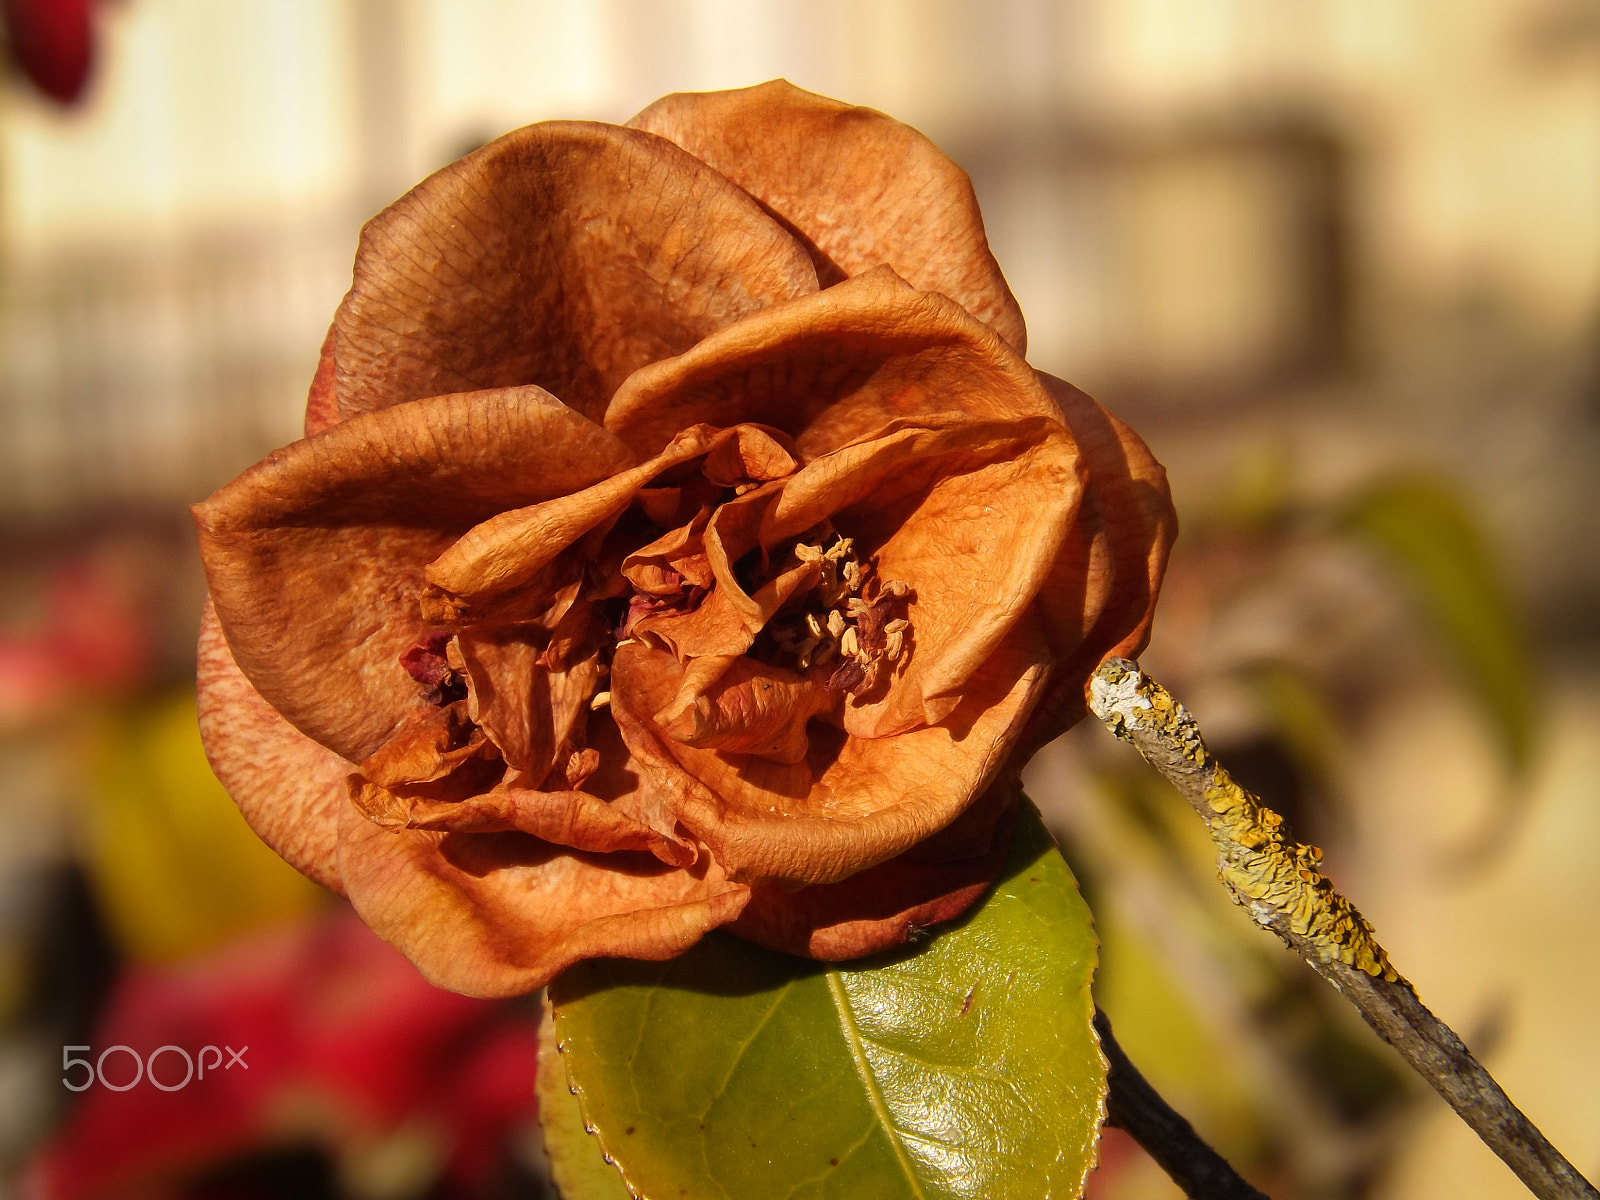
[605,267,1050,460]
[358,703,491,788]
[630,80,1026,352]
[336,806,749,998]
[453,620,604,784]
[629,486,821,661]
[1017,374,1178,753]
[393,786,691,868]
[424,423,791,616]
[193,387,630,762]
[455,627,546,774]
[196,600,347,894]
[700,423,798,486]
[348,746,506,831]
[330,121,818,424]
[622,512,714,595]
[732,790,1016,959]
[1051,378,1175,660]
[657,656,836,765]
[634,554,818,662]
[610,625,1046,886]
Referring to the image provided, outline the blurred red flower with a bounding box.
[2,0,94,104]
[24,908,538,1200]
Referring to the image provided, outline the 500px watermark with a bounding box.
[62,1044,249,1092]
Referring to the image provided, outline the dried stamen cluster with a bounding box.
[769,535,911,696]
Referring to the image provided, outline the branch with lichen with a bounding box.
[1088,658,1598,1200]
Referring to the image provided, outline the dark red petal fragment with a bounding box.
[400,632,455,687]
[826,659,869,696]
[400,631,465,704]
[4,0,93,105]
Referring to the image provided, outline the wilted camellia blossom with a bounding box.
[194,81,1175,998]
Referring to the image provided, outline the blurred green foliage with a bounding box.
[1339,474,1533,771]
[82,689,328,962]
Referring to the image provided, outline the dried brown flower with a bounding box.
[193,82,1175,997]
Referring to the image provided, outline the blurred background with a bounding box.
[0,1,1595,1197]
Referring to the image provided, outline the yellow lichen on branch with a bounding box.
[1089,658,1396,980]
[1207,773,1396,980]
[1088,656,1599,1200]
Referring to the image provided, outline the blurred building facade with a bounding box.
[4,0,1597,528]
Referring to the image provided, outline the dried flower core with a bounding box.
[765,534,911,696]
[371,436,917,832]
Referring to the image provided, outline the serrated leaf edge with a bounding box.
[551,1003,648,1200]
[541,1004,639,1199]
[1024,808,1111,1199]
[1080,974,1111,1199]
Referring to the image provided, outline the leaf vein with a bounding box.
[826,969,929,1200]
[701,977,797,1116]
[777,1121,878,1200]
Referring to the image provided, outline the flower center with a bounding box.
[387,433,921,808]
[763,534,911,697]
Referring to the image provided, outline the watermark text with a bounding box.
[62,1044,249,1091]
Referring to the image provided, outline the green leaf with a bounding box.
[548,797,1104,1200]
[537,1010,633,1200]
[1340,474,1533,770]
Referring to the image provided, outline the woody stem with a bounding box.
[1096,1010,1269,1199]
[1088,658,1598,1200]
